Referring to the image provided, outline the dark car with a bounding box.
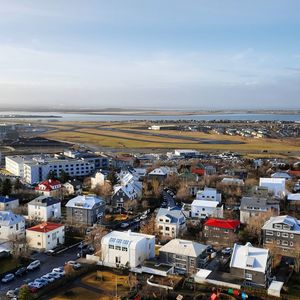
[15,267,27,276]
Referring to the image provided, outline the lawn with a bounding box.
[51,287,100,300]
[82,271,130,295]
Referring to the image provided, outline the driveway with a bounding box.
[0,245,79,297]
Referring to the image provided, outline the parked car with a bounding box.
[52,267,65,276]
[15,267,27,276]
[1,273,15,283]
[221,247,232,255]
[48,272,62,279]
[27,260,41,271]
[41,274,55,283]
[34,278,49,286]
[6,290,17,298]
[45,249,56,256]
[120,222,130,228]
[66,261,82,270]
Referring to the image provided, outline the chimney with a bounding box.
[127,229,131,235]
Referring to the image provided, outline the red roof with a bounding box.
[27,222,64,233]
[204,218,240,229]
[192,168,206,176]
[35,179,61,191]
[288,170,300,177]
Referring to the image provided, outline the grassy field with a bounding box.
[51,287,101,300]
[40,121,300,154]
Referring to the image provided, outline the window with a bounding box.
[282,241,288,246]
[277,240,280,245]
[122,247,128,251]
[115,246,121,250]
[266,230,273,236]
[290,234,294,239]
[290,242,294,246]
[282,233,288,238]
[277,232,280,237]
[274,224,282,229]
[115,257,121,264]
[245,273,252,280]
[165,227,170,231]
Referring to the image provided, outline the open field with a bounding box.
[51,287,101,300]
[38,121,300,154]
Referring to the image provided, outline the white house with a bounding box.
[28,196,61,221]
[191,200,223,219]
[195,187,222,202]
[26,222,65,251]
[259,178,286,198]
[101,230,155,268]
[63,179,82,196]
[156,207,186,238]
[35,179,62,197]
[0,196,19,211]
[0,211,25,240]
[91,171,106,189]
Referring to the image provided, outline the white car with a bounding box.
[52,267,65,276]
[42,275,55,283]
[66,261,82,270]
[48,272,61,279]
[27,260,41,271]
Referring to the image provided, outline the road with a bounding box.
[0,245,79,297]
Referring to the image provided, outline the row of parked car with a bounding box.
[1,260,41,284]
[5,260,81,298]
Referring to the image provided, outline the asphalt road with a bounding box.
[0,245,79,297]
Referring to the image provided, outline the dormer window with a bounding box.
[274,224,282,229]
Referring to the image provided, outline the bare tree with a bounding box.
[140,215,159,236]
[9,234,30,258]
[84,225,108,255]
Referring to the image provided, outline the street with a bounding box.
[0,245,79,297]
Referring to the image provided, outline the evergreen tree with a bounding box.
[59,170,70,183]
[1,178,12,196]
[18,285,32,300]
[47,170,57,180]
[107,170,119,186]
[14,178,23,190]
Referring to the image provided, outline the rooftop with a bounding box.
[29,195,61,207]
[204,218,240,230]
[27,222,64,233]
[0,196,18,203]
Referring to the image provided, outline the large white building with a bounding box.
[28,196,61,221]
[5,154,96,184]
[101,230,155,268]
[26,222,65,251]
[0,211,25,240]
[259,178,286,198]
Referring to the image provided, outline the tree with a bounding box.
[85,226,108,255]
[140,215,159,236]
[151,179,161,199]
[9,234,30,258]
[91,181,112,200]
[13,178,23,191]
[107,170,119,186]
[1,178,12,196]
[47,170,57,180]
[18,285,32,300]
[59,170,70,183]
[176,182,190,202]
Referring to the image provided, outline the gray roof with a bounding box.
[156,207,185,224]
[240,196,279,211]
[262,215,300,234]
[0,211,24,226]
[159,239,207,257]
[29,195,60,207]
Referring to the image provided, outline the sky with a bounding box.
[0,0,300,110]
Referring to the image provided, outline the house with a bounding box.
[262,215,300,256]
[26,222,65,251]
[230,242,272,287]
[0,196,19,211]
[35,179,62,198]
[111,173,142,209]
[220,178,244,186]
[148,167,177,182]
[156,206,186,238]
[240,196,280,224]
[91,171,106,189]
[101,230,155,268]
[195,188,221,202]
[259,178,286,198]
[271,172,292,180]
[203,218,240,247]
[159,239,208,275]
[0,211,25,240]
[66,194,106,226]
[63,179,82,196]
[28,196,61,221]
[191,200,223,219]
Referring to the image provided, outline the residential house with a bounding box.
[148,167,177,182]
[35,179,62,198]
[91,171,106,189]
[240,196,280,224]
[0,196,19,211]
[66,194,106,226]
[203,218,240,247]
[0,211,25,240]
[111,173,142,209]
[230,242,272,287]
[26,222,65,251]
[156,206,186,238]
[101,230,155,268]
[262,215,300,256]
[63,179,82,196]
[159,239,208,275]
[28,196,61,221]
[259,178,286,198]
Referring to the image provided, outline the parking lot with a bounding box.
[0,245,79,297]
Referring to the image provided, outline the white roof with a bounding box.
[262,215,300,233]
[260,177,285,186]
[221,178,244,184]
[66,195,105,209]
[191,200,219,208]
[268,280,284,292]
[287,193,300,201]
[159,239,208,257]
[230,242,269,274]
[0,211,24,226]
[102,230,154,249]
